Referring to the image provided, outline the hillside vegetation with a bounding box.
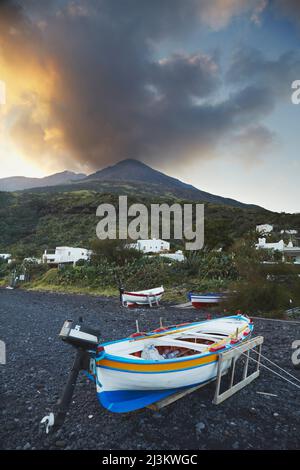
[1,185,300,317]
[1,242,299,317]
[1,187,299,258]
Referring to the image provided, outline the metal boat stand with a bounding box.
[147,294,160,307]
[147,336,264,410]
[213,335,263,404]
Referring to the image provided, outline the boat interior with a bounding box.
[104,318,249,361]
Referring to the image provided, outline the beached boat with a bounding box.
[41,314,254,432]
[92,314,253,412]
[122,286,164,307]
[188,292,228,309]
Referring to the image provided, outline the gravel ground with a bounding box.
[0,288,299,450]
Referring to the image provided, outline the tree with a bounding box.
[90,239,142,266]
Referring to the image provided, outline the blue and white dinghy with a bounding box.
[188,292,228,309]
[41,314,253,433]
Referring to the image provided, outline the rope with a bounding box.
[240,352,300,390]
[249,348,300,385]
[229,340,300,385]
[223,339,300,389]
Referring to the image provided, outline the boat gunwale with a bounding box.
[98,314,247,348]
[96,322,253,367]
[97,348,220,365]
[96,356,219,374]
[191,297,223,301]
[188,291,228,296]
[123,290,164,298]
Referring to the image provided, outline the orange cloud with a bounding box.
[0,0,279,178]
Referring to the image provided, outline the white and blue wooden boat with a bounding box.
[91,314,253,412]
[188,292,228,309]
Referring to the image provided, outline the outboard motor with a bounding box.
[59,318,100,351]
[41,318,100,434]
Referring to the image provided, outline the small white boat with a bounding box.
[122,286,164,307]
[92,314,253,412]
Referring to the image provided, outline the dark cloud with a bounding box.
[227,47,300,101]
[274,0,300,24]
[231,125,277,167]
[0,0,291,171]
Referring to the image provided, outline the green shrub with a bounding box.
[181,250,238,280]
[90,239,142,266]
[23,261,48,280]
[36,268,60,285]
[224,279,297,316]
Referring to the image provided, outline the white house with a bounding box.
[43,246,91,266]
[160,250,185,262]
[130,239,170,253]
[256,224,273,234]
[256,238,300,264]
[280,229,298,235]
[256,238,285,251]
[282,246,300,264]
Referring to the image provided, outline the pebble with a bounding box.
[55,441,66,448]
[196,422,206,433]
[1,290,299,451]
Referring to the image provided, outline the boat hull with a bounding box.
[189,293,227,309]
[96,354,232,412]
[191,298,221,309]
[97,378,214,413]
[122,287,164,306]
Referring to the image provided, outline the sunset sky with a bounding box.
[0,0,300,212]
